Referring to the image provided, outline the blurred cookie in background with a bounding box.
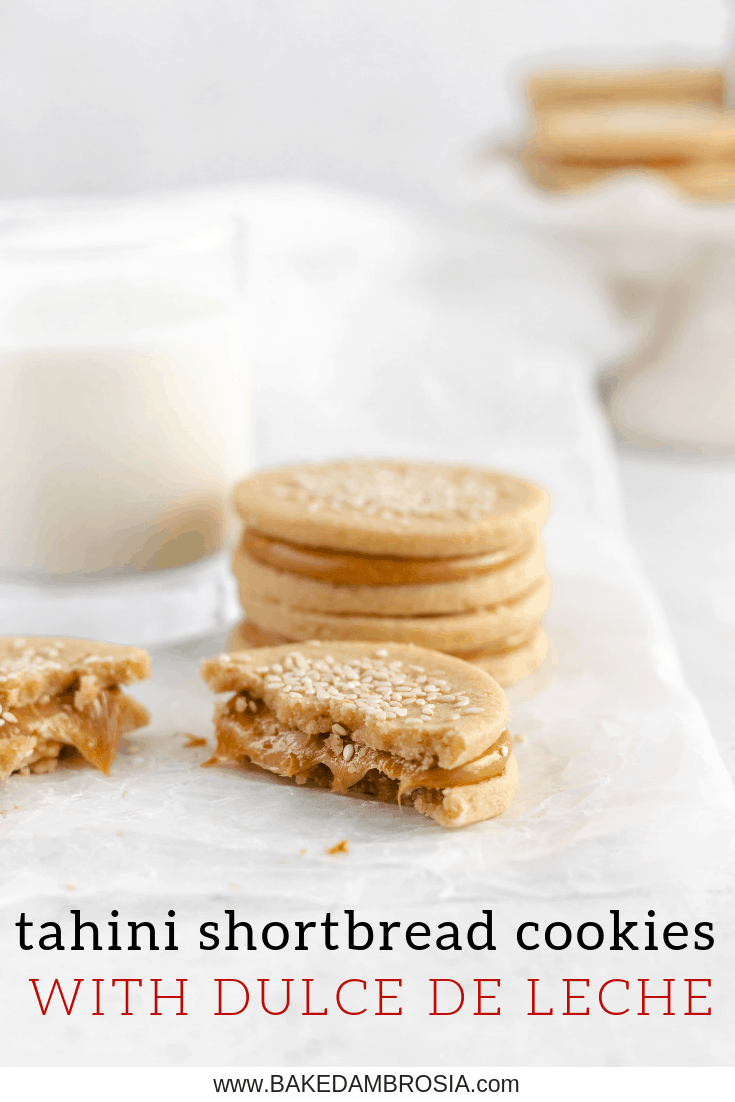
[520,65,735,200]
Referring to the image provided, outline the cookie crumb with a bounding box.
[183,735,207,748]
[121,789,128,798]
[65,882,77,891]
[325,839,349,855]
[298,848,307,856]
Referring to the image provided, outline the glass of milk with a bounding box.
[0,202,248,645]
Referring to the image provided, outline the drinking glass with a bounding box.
[0,201,248,645]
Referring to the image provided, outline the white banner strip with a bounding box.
[1,1066,731,1101]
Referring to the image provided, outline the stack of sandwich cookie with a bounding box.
[0,636,151,782]
[230,460,550,686]
[202,641,517,828]
[520,66,735,200]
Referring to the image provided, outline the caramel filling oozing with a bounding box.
[0,687,149,778]
[212,694,512,799]
[241,529,530,587]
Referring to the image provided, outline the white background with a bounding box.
[0,0,731,203]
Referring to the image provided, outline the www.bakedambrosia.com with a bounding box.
[13,907,714,1019]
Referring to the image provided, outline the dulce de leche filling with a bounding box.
[241,529,531,587]
[212,693,513,798]
[0,687,148,777]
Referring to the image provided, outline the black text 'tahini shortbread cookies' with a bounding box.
[202,641,518,829]
[229,459,550,686]
[0,636,150,781]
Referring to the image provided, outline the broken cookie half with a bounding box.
[0,636,151,781]
[201,641,518,829]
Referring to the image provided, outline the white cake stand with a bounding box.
[458,154,735,455]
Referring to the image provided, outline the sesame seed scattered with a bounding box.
[462,707,483,714]
[500,745,509,756]
[2,712,17,723]
[237,647,490,734]
[234,697,248,713]
[342,743,355,761]
[277,462,498,522]
[218,653,232,663]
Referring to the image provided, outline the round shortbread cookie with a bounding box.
[203,640,509,770]
[240,528,532,586]
[533,103,735,163]
[527,67,724,113]
[233,460,548,558]
[233,539,546,617]
[240,574,550,652]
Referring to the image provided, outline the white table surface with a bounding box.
[618,449,735,783]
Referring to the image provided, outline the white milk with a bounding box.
[0,284,248,576]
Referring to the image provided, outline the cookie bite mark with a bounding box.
[202,642,518,828]
[0,636,151,781]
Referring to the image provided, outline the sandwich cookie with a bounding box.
[527,67,725,113]
[0,636,151,781]
[202,641,518,829]
[231,460,551,686]
[532,103,735,163]
[234,537,546,616]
